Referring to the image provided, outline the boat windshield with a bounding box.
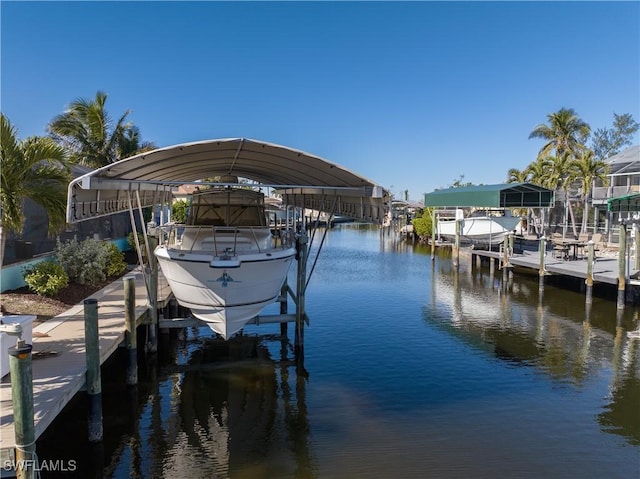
[187,189,267,227]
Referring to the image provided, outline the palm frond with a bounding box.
[1,120,71,234]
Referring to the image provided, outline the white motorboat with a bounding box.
[437,210,521,246]
[155,185,296,339]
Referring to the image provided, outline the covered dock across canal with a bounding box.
[434,188,640,307]
[422,182,555,263]
[423,182,555,209]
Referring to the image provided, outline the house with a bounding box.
[591,145,640,235]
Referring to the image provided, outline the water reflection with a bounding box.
[35,226,639,477]
[105,330,315,478]
[427,253,640,446]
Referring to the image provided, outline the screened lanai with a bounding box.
[608,193,640,214]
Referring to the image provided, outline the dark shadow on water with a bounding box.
[37,329,316,478]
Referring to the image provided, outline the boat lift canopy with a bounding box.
[423,183,554,208]
[66,138,389,224]
[608,193,640,213]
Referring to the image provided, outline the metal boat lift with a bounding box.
[66,138,390,357]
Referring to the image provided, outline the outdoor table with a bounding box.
[561,240,587,260]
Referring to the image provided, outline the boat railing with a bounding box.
[158,224,295,254]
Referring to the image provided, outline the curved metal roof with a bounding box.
[67,138,389,224]
[423,183,555,208]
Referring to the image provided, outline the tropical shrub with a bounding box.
[411,208,434,239]
[56,236,126,286]
[23,261,69,297]
[103,242,127,277]
[127,232,147,263]
[172,199,189,224]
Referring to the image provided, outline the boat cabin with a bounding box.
[188,188,268,227]
[174,188,274,254]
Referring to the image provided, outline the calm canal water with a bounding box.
[38,224,639,478]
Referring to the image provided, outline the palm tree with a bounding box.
[506,167,530,184]
[545,152,580,238]
[0,114,71,266]
[529,108,591,159]
[118,125,156,158]
[529,108,591,238]
[574,150,609,233]
[47,91,134,168]
[524,157,551,187]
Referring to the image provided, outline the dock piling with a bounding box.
[280,281,288,336]
[508,233,514,280]
[8,340,36,479]
[501,241,509,286]
[431,209,436,261]
[634,224,639,271]
[84,298,103,443]
[538,237,546,292]
[124,275,138,385]
[585,241,594,305]
[452,219,461,267]
[147,235,159,353]
[295,234,308,361]
[617,224,627,310]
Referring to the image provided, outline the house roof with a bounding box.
[66,138,389,224]
[423,183,554,208]
[607,145,640,176]
[607,193,640,213]
[391,199,424,209]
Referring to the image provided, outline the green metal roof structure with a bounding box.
[607,193,640,212]
[423,183,554,208]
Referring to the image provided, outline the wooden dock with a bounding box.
[0,270,171,466]
[466,247,640,287]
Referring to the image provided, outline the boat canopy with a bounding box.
[423,183,554,208]
[66,138,389,224]
[607,193,640,213]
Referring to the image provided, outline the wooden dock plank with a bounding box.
[0,270,155,461]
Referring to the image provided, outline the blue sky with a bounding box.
[2,1,639,201]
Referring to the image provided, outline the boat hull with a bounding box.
[437,216,520,246]
[155,246,295,339]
